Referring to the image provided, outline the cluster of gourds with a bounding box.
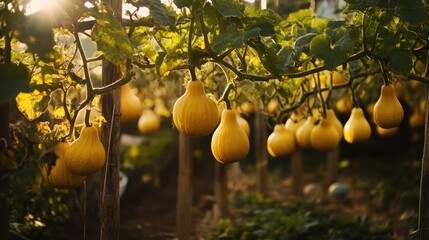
[41,82,166,189]
[266,81,406,158]
[40,125,106,189]
[172,80,251,164]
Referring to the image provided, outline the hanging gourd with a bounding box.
[211,109,249,164]
[172,80,219,137]
[64,126,106,176]
[240,101,255,115]
[120,83,143,124]
[408,107,425,129]
[343,107,371,144]
[285,110,305,136]
[267,99,280,115]
[296,116,316,149]
[138,109,161,134]
[234,110,250,136]
[325,109,343,139]
[40,142,86,189]
[373,84,404,129]
[310,119,340,151]
[267,124,297,157]
[376,125,399,137]
[335,96,353,114]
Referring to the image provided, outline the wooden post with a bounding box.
[291,151,303,195]
[0,104,10,240]
[214,163,228,217]
[99,2,122,240]
[326,147,339,187]
[418,84,429,239]
[254,110,268,196]
[176,133,193,239]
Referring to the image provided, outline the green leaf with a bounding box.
[16,90,50,120]
[243,6,281,26]
[293,33,317,54]
[212,0,244,19]
[213,24,244,53]
[128,0,176,28]
[310,29,354,70]
[277,47,297,68]
[393,0,428,25]
[0,64,31,104]
[310,35,331,60]
[246,21,274,37]
[91,5,134,64]
[15,11,56,62]
[173,0,194,8]
[388,48,412,74]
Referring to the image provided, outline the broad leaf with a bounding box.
[16,90,50,120]
[310,35,331,60]
[128,0,176,28]
[15,10,56,62]
[393,0,428,25]
[213,24,244,53]
[91,5,134,64]
[212,0,244,19]
[244,6,281,25]
[388,48,413,74]
[173,0,194,8]
[293,33,317,54]
[277,47,297,68]
[0,64,31,104]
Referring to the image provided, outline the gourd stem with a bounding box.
[187,14,195,64]
[377,59,390,85]
[350,85,360,108]
[218,64,235,109]
[198,11,210,51]
[84,105,91,127]
[189,68,197,81]
[315,71,327,119]
[362,11,368,52]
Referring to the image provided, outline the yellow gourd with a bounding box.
[40,142,86,189]
[138,109,161,134]
[326,109,343,139]
[332,71,347,85]
[240,101,255,115]
[343,108,371,144]
[64,126,106,176]
[296,116,316,149]
[120,83,143,124]
[285,111,305,136]
[310,119,340,151]
[173,80,219,137]
[211,109,250,164]
[373,84,404,129]
[267,99,279,115]
[235,111,250,136]
[408,108,425,129]
[335,96,353,114]
[267,124,297,157]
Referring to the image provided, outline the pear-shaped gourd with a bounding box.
[211,109,250,164]
[138,109,161,134]
[241,101,255,115]
[64,126,106,176]
[335,96,353,114]
[310,119,340,151]
[235,111,250,136]
[173,80,219,137]
[409,108,425,129]
[267,124,297,157]
[343,108,371,144]
[40,142,86,189]
[332,71,347,85]
[285,111,305,136]
[120,83,143,124]
[296,116,316,148]
[267,99,279,115]
[326,109,343,139]
[373,84,404,129]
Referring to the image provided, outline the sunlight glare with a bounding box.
[26,0,62,15]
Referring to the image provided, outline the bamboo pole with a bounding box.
[214,163,228,217]
[291,151,303,195]
[326,147,339,187]
[418,84,429,239]
[255,110,268,196]
[0,104,10,240]
[176,133,193,239]
[99,2,122,239]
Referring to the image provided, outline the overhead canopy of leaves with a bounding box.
[173,0,195,8]
[91,5,134,64]
[212,0,244,19]
[127,0,176,28]
[213,23,262,54]
[310,27,354,70]
[0,64,31,104]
